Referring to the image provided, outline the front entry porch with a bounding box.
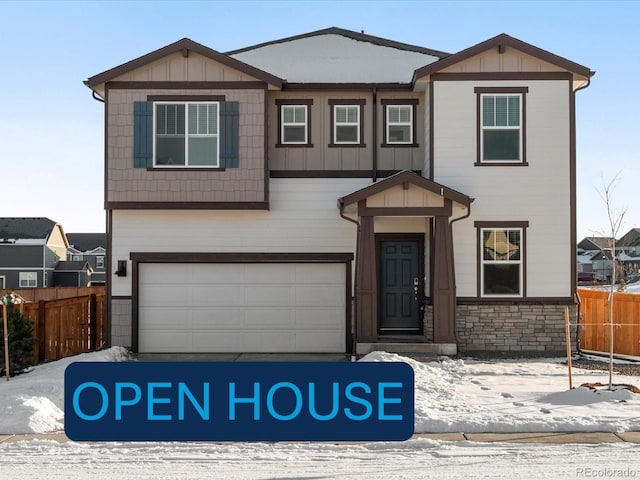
[338,170,472,356]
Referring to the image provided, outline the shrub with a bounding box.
[0,299,37,377]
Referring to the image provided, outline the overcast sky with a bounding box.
[1,0,638,239]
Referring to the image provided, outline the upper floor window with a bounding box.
[381,99,419,147]
[329,99,366,147]
[134,98,239,169]
[476,221,528,297]
[72,254,82,261]
[19,272,37,288]
[154,102,219,167]
[96,256,104,269]
[276,99,313,147]
[475,87,528,165]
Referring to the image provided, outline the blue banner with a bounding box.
[64,362,414,442]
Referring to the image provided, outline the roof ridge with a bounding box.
[226,26,449,58]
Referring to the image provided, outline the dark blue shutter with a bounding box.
[133,101,153,168]
[219,101,239,168]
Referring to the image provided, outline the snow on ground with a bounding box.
[2,349,640,479]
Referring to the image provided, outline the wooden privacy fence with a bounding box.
[577,288,640,357]
[21,294,107,363]
[0,286,104,303]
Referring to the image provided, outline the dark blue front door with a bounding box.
[379,240,421,331]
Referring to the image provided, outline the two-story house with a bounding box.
[67,233,107,285]
[86,28,593,355]
[0,217,69,289]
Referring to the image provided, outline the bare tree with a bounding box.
[594,171,627,389]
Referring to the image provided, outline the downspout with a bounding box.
[339,200,360,361]
[447,200,473,343]
[572,75,592,355]
[372,87,377,182]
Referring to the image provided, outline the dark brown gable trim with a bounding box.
[413,33,592,80]
[147,95,226,102]
[107,81,268,90]
[328,99,366,148]
[431,72,573,82]
[380,99,419,148]
[475,87,529,167]
[106,201,269,210]
[87,38,283,88]
[275,99,314,148]
[339,170,471,208]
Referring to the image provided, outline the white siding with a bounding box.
[111,178,367,296]
[433,80,572,297]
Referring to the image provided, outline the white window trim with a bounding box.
[480,93,523,163]
[333,105,360,144]
[19,272,37,288]
[153,101,220,168]
[280,105,308,144]
[386,105,413,145]
[480,227,523,298]
[96,256,104,269]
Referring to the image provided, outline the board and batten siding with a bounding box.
[433,80,572,298]
[268,92,425,172]
[110,178,367,297]
[107,88,266,204]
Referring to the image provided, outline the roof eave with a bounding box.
[86,38,284,91]
[412,33,593,85]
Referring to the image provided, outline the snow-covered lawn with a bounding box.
[2,348,640,479]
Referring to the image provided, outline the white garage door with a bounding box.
[138,263,346,353]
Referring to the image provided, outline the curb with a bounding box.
[2,431,640,445]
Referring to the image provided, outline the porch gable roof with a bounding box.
[338,170,472,210]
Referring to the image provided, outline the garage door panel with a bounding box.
[191,264,245,283]
[192,286,244,305]
[245,285,293,306]
[294,309,344,329]
[245,309,294,328]
[140,308,191,329]
[245,264,294,283]
[192,309,243,329]
[140,286,192,307]
[138,262,346,353]
[295,264,345,283]
[295,285,344,307]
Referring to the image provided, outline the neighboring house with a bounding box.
[576,236,614,280]
[67,233,107,285]
[53,260,94,287]
[576,230,640,282]
[86,28,593,355]
[0,217,69,289]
